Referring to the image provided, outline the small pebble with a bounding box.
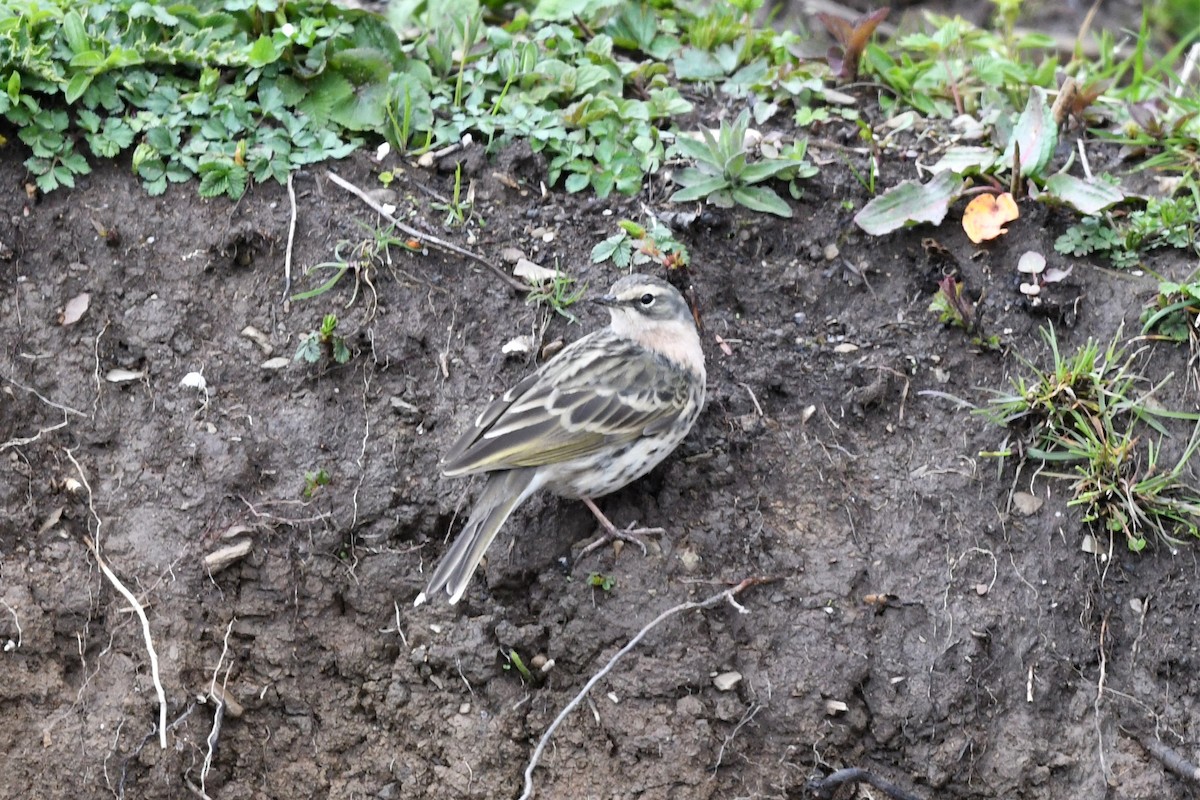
[713,671,742,692]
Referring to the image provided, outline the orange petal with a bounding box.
[962,192,1019,243]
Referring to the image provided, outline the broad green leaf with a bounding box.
[564,172,590,192]
[70,51,105,70]
[670,174,731,203]
[739,159,796,184]
[590,234,624,263]
[65,74,92,104]
[927,146,998,175]
[854,171,964,235]
[670,134,717,165]
[1002,88,1056,178]
[731,185,792,217]
[1041,174,1126,215]
[63,11,88,55]
[248,35,282,68]
[674,48,726,81]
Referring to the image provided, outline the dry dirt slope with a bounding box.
[1,140,1198,799]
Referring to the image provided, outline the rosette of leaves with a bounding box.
[669,110,809,218]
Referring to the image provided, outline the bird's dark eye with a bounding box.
[639,293,655,307]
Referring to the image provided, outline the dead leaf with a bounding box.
[36,506,65,536]
[513,259,558,284]
[105,368,146,383]
[817,8,891,81]
[1042,265,1074,283]
[1013,492,1044,516]
[962,193,1019,243]
[59,293,90,326]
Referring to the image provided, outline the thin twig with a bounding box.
[711,702,763,774]
[325,170,527,292]
[518,577,770,799]
[83,535,169,750]
[2,375,88,417]
[184,778,216,800]
[282,171,297,307]
[1,417,70,452]
[1130,732,1200,783]
[1094,613,1111,783]
[738,382,764,417]
[201,617,236,792]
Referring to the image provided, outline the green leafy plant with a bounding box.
[668,110,816,217]
[979,327,1200,550]
[431,162,472,227]
[591,219,690,270]
[1142,276,1200,344]
[302,468,331,499]
[295,314,352,365]
[1142,274,1200,391]
[586,572,616,592]
[1054,194,1199,268]
[3,0,401,197]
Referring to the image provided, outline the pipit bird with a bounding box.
[415,273,706,605]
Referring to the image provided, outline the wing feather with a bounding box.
[441,331,692,476]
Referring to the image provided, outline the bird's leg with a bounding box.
[575,496,665,561]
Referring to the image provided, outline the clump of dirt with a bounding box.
[2,123,1198,800]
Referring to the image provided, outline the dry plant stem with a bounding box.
[1133,733,1200,783]
[282,171,297,307]
[185,778,216,800]
[84,536,169,750]
[518,577,769,800]
[0,417,69,452]
[324,170,528,292]
[2,375,87,417]
[1094,613,1111,783]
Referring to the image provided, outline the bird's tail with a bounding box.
[415,468,540,606]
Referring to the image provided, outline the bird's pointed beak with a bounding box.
[593,293,618,307]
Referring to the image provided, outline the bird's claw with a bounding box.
[576,521,664,562]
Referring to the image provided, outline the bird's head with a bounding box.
[595,274,704,373]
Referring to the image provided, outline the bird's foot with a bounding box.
[576,521,665,561]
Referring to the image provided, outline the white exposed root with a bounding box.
[518,577,766,800]
[68,448,169,750]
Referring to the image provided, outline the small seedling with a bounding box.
[928,275,1000,349]
[502,649,535,682]
[526,271,587,323]
[1142,276,1200,344]
[302,468,331,499]
[292,220,408,315]
[586,572,616,592]
[295,314,352,365]
[431,162,473,228]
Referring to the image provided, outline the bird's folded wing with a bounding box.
[441,336,689,475]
